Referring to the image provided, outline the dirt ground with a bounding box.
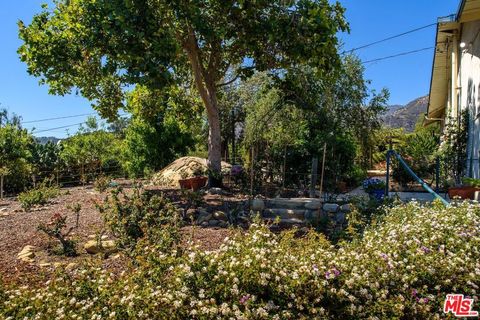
[0,182,234,286]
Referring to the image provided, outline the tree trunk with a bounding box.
[183,28,223,187]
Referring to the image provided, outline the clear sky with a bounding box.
[0,1,460,137]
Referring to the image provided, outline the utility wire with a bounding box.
[22,113,97,124]
[362,46,434,64]
[342,22,437,54]
[22,111,129,124]
[33,122,86,133]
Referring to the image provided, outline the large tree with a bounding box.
[18,0,347,186]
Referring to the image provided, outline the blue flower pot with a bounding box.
[370,189,385,201]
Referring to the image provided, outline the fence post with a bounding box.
[318,142,327,201]
[250,146,254,197]
[385,150,391,197]
[309,157,318,198]
[0,175,3,200]
[435,157,440,193]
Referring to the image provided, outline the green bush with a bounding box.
[96,186,181,252]
[17,183,59,211]
[2,202,480,319]
[93,175,111,193]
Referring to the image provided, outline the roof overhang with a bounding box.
[425,17,458,124]
[426,0,480,125]
[458,0,480,23]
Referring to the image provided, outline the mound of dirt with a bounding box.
[152,157,231,187]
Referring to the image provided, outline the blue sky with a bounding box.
[0,1,459,137]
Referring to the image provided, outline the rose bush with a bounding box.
[1,201,479,319]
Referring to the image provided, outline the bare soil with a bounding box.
[0,182,235,286]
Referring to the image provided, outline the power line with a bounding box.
[22,113,97,124]
[342,22,437,54]
[22,111,130,124]
[33,122,86,134]
[362,46,434,64]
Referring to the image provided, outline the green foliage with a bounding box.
[391,118,440,186]
[18,0,348,178]
[438,111,469,186]
[60,121,122,182]
[93,175,111,193]
[2,202,480,319]
[0,121,35,193]
[120,85,199,178]
[462,177,480,187]
[17,182,59,211]
[96,187,181,252]
[30,141,62,176]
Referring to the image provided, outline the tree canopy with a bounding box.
[19,0,348,185]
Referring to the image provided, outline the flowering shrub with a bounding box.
[2,201,480,319]
[362,178,386,193]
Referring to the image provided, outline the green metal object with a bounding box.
[387,150,449,206]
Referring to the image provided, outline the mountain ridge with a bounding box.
[382,95,429,132]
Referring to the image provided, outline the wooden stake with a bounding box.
[319,142,327,201]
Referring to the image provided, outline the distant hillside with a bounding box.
[382,95,429,132]
[36,136,61,145]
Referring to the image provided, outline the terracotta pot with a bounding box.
[179,176,207,191]
[190,176,208,191]
[178,178,192,190]
[448,186,476,200]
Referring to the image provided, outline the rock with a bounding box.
[340,204,352,213]
[197,212,212,224]
[304,200,322,210]
[208,219,219,226]
[200,221,209,227]
[101,235,109,240]
[88,234,96,239]
[65,262,78,271]
[322,203,339,213]
[213,211,228,221]
[218,221,228,228]
[39,262,51,268]
[18,245,36,262]
[335,212,346,223]
[84,240,118,254]
[151,156,231,187]
[208,187,224,195]
[185,208,197,220]
[305,209,320,221]
[251,199,265,211]
[197,207,209,216]
[53,262,63,268]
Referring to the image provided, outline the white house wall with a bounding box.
[459,19,480,178]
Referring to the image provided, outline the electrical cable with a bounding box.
[342,22,437,54]
[362,46,434,64]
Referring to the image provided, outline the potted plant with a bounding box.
[178,169,208,191]
[362,178,386,201]
[178,172,192,190]
[190,168,208,191]
[449,177,480,200]
[438,111,469,199]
